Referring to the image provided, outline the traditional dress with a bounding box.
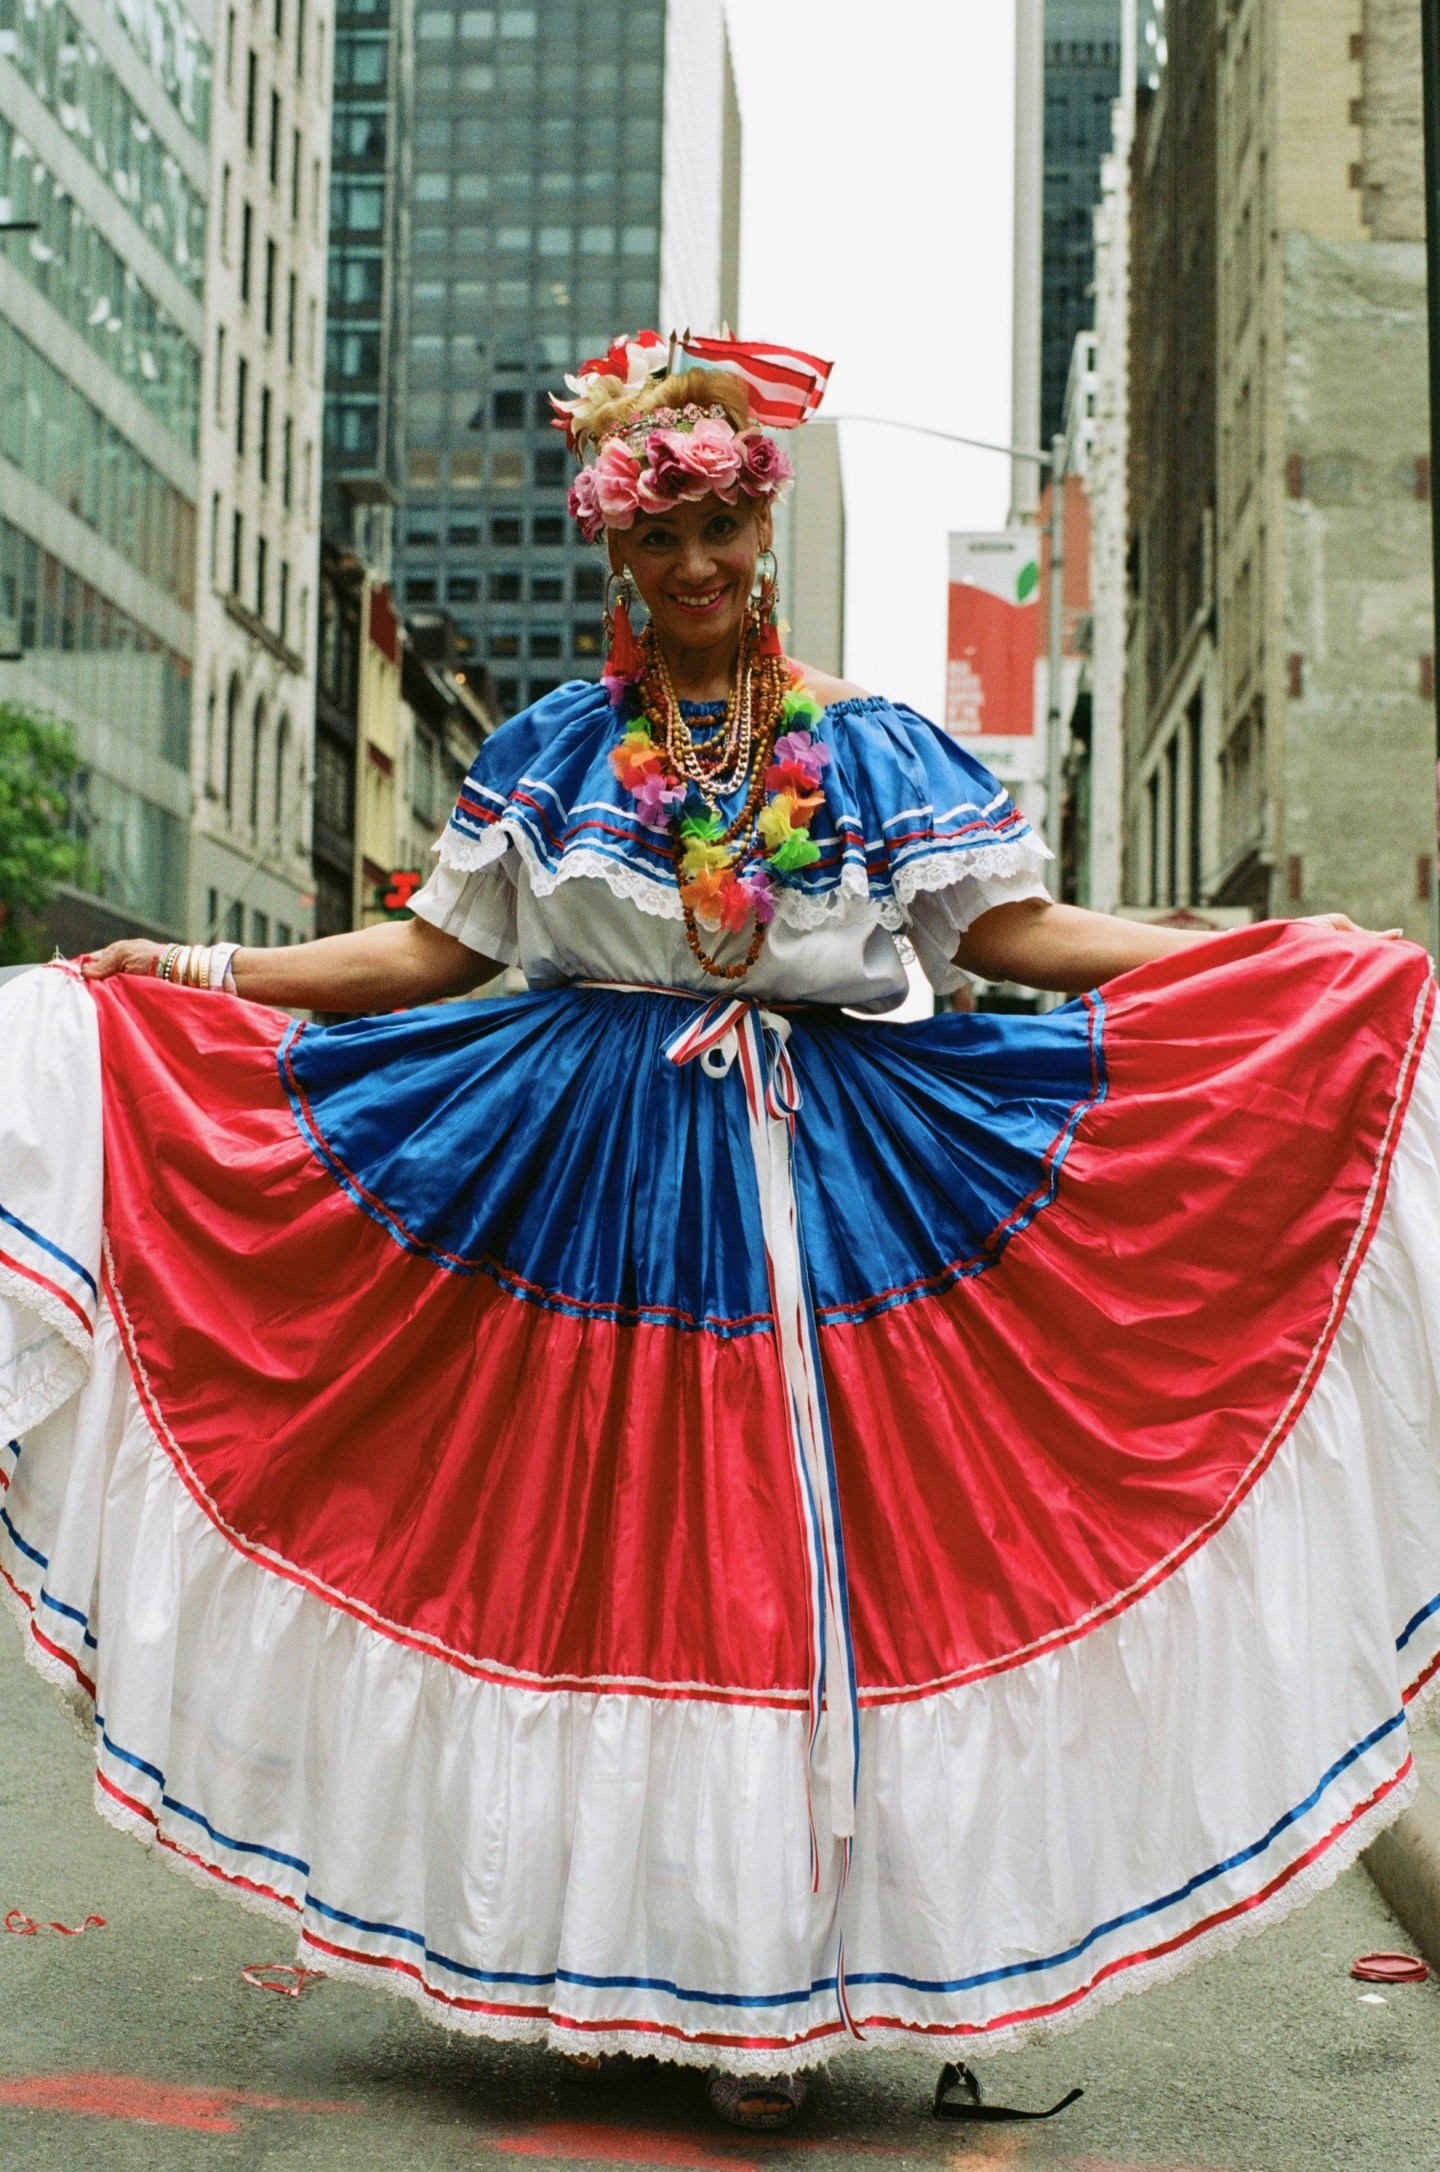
[1,681,1436,2076]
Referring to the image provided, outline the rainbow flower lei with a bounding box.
[609,672,832,933]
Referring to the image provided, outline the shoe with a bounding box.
[706,2070,809,2129]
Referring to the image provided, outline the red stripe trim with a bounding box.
[95,1771,301,1914]
[0,1555,97,1697]
[0,1247,92,1333]
[847,1755,1411,2044]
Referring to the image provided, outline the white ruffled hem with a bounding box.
[435,819,1051,936]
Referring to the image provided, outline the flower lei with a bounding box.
[609,668,831,937]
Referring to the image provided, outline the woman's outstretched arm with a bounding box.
[954,898,1384,994]
[80,915,501,1013]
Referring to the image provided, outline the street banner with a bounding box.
[945,531,1040,737]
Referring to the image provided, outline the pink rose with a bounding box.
[737,432,794,499]
[640,431,711,509]
[675,417,744,497]
[568,468,603,541]
[591,439,645,524]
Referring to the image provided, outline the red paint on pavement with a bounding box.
[492,2119,761,2171]
[0,2073,355,2132]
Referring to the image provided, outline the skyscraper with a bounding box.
[1040,0,1122,449]
[191,0,332,953]
[394,0,740,719]
[0,0,207,947]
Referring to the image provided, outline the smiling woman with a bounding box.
[3,331,1439,2147]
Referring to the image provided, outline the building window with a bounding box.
[279,559,289,639]
[224,675,241,808]
[231,511,243,595]
[492,388,525,427]
[269,90,282,186]
[274,712,290,833]
[533,446,567,486]
[236,354,248,452]
[573,622,602,656]
[490,514,522,545]
[531,573,563,602]
[447,575,479,600]
[408,576,438,602]
[489,630,520,658]
[259,387,271,481]
[245,49,258,148]
[210,491,221,580]
[532,514,564,546]
[449,524,479,546]
[220,164,232,254]
[240,202,253,300]
[256,535,268,619]
[573,564,604,601]
[530,629,561,659]
[249,699,267,832]
[264,239,277,332]
[226,6,237,90]
[286,272,297,363]
[282,418,293,505]
[225,899,244,941]
[215,325,226,418]
[489,569,521,602]
[252,908,270,946]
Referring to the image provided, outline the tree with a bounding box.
[0,702,87,966]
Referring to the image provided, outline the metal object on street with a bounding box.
[1423,0,1440,963]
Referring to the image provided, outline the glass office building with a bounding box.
[1041,0,1122,448]
[393,0,739,717]
[0,0,207,941]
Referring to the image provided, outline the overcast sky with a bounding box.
[724,0,1018,722]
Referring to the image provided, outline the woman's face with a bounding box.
[609,497,773,656]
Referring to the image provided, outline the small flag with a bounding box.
[680,334,833,429]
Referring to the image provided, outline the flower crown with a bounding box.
[553,331,797,543]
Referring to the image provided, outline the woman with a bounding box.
[1,336,1436,2135]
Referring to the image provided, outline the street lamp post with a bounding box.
[1422,1,1440,963]
[1044,433,1068,867]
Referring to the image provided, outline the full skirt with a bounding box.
[0,925,1438,2072]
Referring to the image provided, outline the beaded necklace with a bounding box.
[609,625,832,981]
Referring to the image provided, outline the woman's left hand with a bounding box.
[1301,914,1405,939]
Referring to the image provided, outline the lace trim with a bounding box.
[437,821,1049,934]
[434,825,510,877]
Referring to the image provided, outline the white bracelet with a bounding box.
[209,942,239,993]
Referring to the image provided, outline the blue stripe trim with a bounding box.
[96,1721,312,1877]
[0,1203,97,1301]
[88,1696,1408,2015]
[1396,1587,1440,1654]
[1,1505,47,1569]
[844,1705,1408,1998]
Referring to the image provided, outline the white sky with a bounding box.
[724,0,1017,723]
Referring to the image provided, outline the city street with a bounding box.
[2,1632,1438,2172]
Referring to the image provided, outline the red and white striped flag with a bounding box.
[680,334,834,429]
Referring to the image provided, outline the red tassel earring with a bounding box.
[604,574,642,680]
[754,551,783,658]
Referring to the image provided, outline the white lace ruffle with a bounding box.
[435,820,1051,936]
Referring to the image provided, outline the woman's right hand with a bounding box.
[80,941,163,980]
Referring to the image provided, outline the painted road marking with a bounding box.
[0,2073,355,2132]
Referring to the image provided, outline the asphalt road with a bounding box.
[2,1628,1439,2172]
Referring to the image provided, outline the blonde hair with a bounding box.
[570,366,752,455]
